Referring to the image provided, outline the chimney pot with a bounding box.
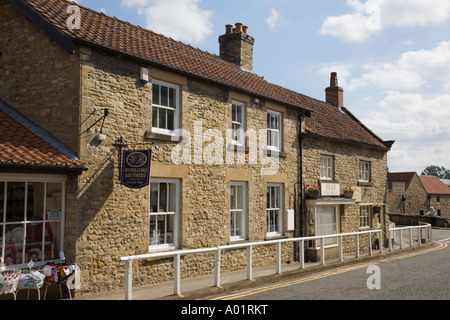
[242,25,248,34]
[235,22,243,33]
[330,72,338,87]
[225,24,233,34]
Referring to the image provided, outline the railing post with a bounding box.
[299,240,305,269]
[247,245,253,280]
[369,232,373,256]
[320,237,325,266]
[355,233,360,258]
[339,235,343,261]
[276,242,282,274]
[214,248,221,287]
[389,229,393,252]
[418,227,422,246]
[174,253,181,295]
[379,230,383,254]
[400,229,404,249]
[409,228,412,247]
[124,259,133,301]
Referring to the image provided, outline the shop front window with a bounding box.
[1,177,65,267]
[307,206,338,248]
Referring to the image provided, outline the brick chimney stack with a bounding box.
[219,23,255,72]
[325,72,344,109]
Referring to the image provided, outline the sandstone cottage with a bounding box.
[0,0,393,296]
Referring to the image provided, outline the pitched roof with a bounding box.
[388,172,418,191]
[419,176,450,195]
[0,99,85,172]
[10,0,390,150]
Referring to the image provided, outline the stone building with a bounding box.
[388,172,450,221]
[0,0,393,296]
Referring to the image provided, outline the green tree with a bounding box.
[421,165,450,179]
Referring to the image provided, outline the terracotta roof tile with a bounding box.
[14,0,389,149]
[419,176,450,195]
[0,99,85,170]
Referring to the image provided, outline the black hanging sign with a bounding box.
[120,149,152,189]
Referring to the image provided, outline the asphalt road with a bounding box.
[210,229,450,301]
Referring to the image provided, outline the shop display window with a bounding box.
[1,178,64,267]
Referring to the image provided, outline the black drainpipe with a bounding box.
[297,110,311,239]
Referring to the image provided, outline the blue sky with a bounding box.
[74,0,450,174]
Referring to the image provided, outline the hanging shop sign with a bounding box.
[120,149,152,189]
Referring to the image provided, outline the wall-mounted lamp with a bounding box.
[96,134,107,142]
[86,108,109,142]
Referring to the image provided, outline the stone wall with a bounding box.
[388,175,428,215]
[0,0,80,152]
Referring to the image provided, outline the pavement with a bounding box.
[73,241,437,301]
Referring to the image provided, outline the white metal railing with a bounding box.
[119,224,431,300]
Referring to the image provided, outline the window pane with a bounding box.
[44,222,60,260]
[152,107,158,128]
[6,182,26,222]
[236,185,243,210]
[167,109,175,131]
[4,223,24,265]
[150,183,158,213]
[158,108,167,129]
[152,84,160,105]
[230,186,236,210]
[47,183,63,221]
[161,85,168,107]
[169,183,176,213]
[0,182,4,222]
[316,207,337,246]
[169,87,176,109]
[159,183,167,212]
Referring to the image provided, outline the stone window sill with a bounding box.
[145,130,181,143]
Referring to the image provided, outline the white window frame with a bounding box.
[230,182,247,241]
[358,161,371,182]
[231,101,245,146]
[266,184,283,237]
[151,79,180,136]
[149,178,180,252]
[306,205,339,249]
[267,110,282,152]
[320,155,334,180]
[360,205,371,228]
[0,174,66,268]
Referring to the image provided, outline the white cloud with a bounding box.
[362,91,450,173]
[266,8,282,30]
[320,0,450,42]
[348,41,450,91]
[121,0,214,43]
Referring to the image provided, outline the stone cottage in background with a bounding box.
[0,0,393,296]
[388,172,450,225]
